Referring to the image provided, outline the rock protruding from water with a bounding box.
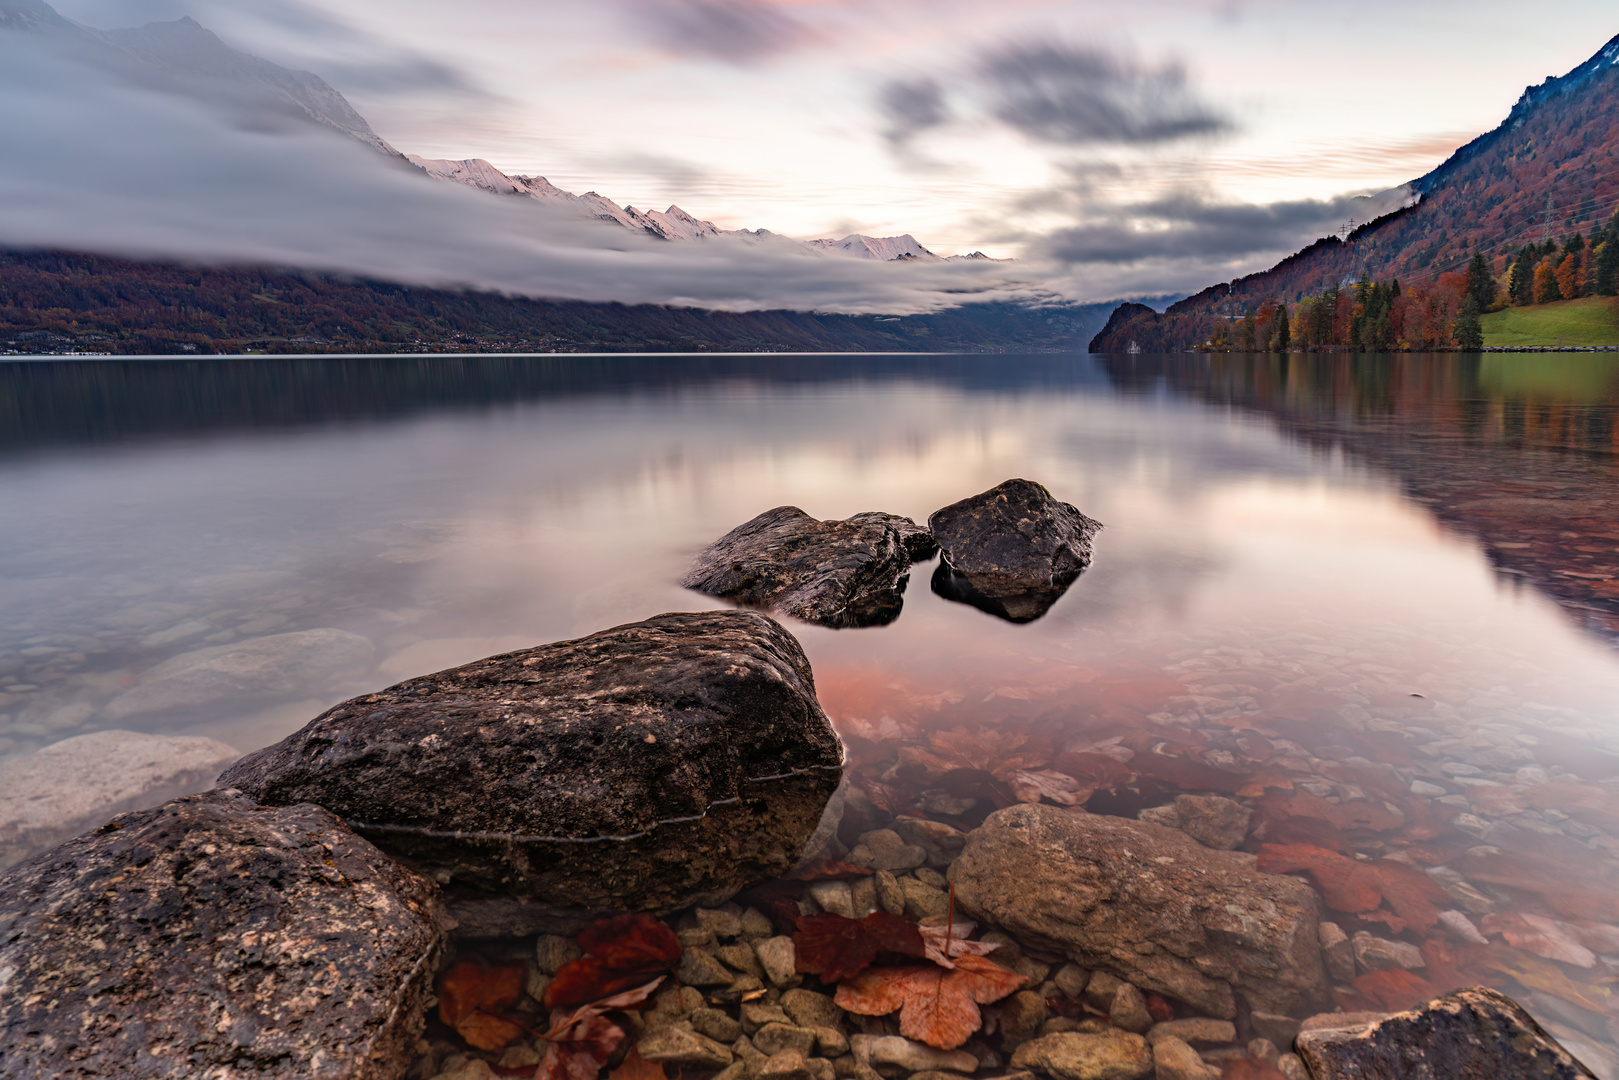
[1296,987,1597,1079]
[0,729,240,871]
[948,803,1331,1019]
[0,790,444,1080]
[219,611,843,932]
[681,506,933,628]
[927,479,1100,623]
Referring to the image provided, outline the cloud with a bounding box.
[878,77,949,145]
[634,0,816,63]
[979,41,1228,146]
[0,34,1038,315]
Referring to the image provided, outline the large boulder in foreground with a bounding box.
[681,506,932,628]
[949,804,1331,1019]
[0,790,444,1080]
[220,611,843,932]
[928,479,1100,622]
[0,729,240,870]
[1297,987,1596,1079]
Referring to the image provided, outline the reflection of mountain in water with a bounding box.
[1105,354,1619,646]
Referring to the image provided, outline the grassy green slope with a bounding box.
[1481,296,1619,347]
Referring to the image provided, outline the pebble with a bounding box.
[754,1024,819,1057]
[743,1003,794,1033]
[850,830,928,872]
[1084,971,1122,1010]
[1151,1034,1220,1080]
[851,1036,979,1074]
[534,934,583,975]
[1010,1031,1153,1080]
[1110,984,1154,1034]
[758,1050,815,1080]
[692,1008,744,1043]
[717,943,764,976]
[1317,922,1355,982]
[755,937,800,989]
[679,946,735,986]
[812,1027,850,1057]
[741,908,776,939]
[1409,780,1448,797]
[899,877,950,920]
[638,1026,735,1068]
[699,908,746,939]
[1350,932,1425,973]
[809,880,856,919]
[874,870,906,916]
[1146,1019,1235,1046]
[998,990,1049,1050]
[1277,1053,1309,1080]
[1247,1011,1300,1049]
[850,876,879,918]
[1052,964,1089,1000]
[782,989,843,1030]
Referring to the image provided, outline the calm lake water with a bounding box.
[4,352,1619,1070]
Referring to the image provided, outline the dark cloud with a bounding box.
[637,0,814,63]
[1036,188,1411,266]
[979,41,1227,146]
[878,77,949,145]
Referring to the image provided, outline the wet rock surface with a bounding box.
[0,728,240,870]
[1296,986,1598,1079]
[220,611,843,927]
[927,480,1100,623]
[682,506,930,628]
[103,627,374,721]
[949,804,1331,1019]
[0,789,444,1080]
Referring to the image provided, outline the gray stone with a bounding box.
[1111,983,1154,1034]
[928,480,1101,624]
[757,1050,815,1080]
[782,989,843,1030]
[812,1027,850,1057]
[699,907,747,939]
[1247,1038,1280,1064]
[1136,796,1250,851]
[809,880,856,918]
[851,828,929,872]
[999,990,1049,1051]
[692,1009,744,1044]
[1053,964,1090,1000]
[891,817,968,866]
[1296,987,1597,1079]
[1276,1053,1308,1080]
[755,1025,819,1057]
[1152,1035,1219,1080]
[105,628,374,721]
[742,907,776,939]
[219,611,842,924]
[1085,971,1123,1011]
[639,1027,735,1069]
[535,933,584,974]
[0,790,444,1080]
[1350,931,1425,973]
[850,875,879,919]
[1147,1020,1235,1047]
[1248,1012,1301,1050]
[806,1057,836,1080]
[851,1035,978,1073]
[744,1003,795,1034]
[717,942,765,976]
[1318,922,1355,982]
[874,869,906,915]
[757,936,801,989]
[1010,1031,1153,1080]
[900,875,951,920]
[680,947,736,986]
[0,729,240,871]
[951,804,1331,1019]
[681,507,925,629]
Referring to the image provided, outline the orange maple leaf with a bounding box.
[835,954,1025,1049]
[436,960,526,1051]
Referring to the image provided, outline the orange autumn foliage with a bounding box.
[436,961,527,1052]
[835,954,1025,1050]
[1256,844,1447,930]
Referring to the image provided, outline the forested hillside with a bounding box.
[0,250,1103,355]
[1164,33,1619,321]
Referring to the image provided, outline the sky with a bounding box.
[11,0,1619,309]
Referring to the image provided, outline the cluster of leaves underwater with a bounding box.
[817,663,1619,1043]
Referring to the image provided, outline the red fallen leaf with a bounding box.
[545,915,682,1008]
[1252,813,1353,855]
[1144,993,1175,1023]
[789,859,874,882]
[794,911,926,983]
[609,1047,668,1080]
[1052,752,1135,792]
[437,961,526,1051]
[1366,859,1448,933]
[918,920,1001,968]
[537,1011,624,1080]
[1257,844,1383,913]
[1349,968,1439,1012]
[836,954,1026,1050]
[1267,791,1404,833]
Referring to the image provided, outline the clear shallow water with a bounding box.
[4,353,1619,1070]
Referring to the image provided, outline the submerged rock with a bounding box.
[681,506,932,628]
[949,803,1331,1019]
[104,627,374,721]
[1295,986,1597,1079]
[928,479,1100,623]
[219,611,843,932]
[1136,794,1251,851]
[0,790,444,1080]
[0,728,240,871]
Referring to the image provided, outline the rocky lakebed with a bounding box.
[0,480,1614,1079]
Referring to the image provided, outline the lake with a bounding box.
[3,352,1619,1072]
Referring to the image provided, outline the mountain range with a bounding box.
[0,0,986,265]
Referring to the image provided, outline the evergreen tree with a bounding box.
[1455,296,1483,351]
[1509,247,1536,304]
[1271,302,1290,351]
[1565,232,1587,256]
[1465,253,1497,311]
[1240,311,1256,351]
[1598,237,1619,297]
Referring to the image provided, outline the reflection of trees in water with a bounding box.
[1103,354,1619,645]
